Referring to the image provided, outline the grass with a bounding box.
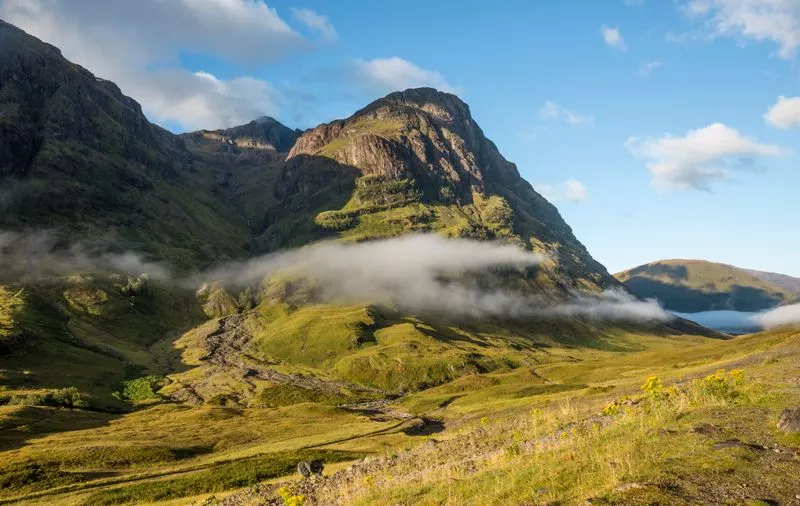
[1,319,797,505]
[1,276,796,505]
[82,449,360,505]
[313,329,800,505]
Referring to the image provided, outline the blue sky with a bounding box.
[2,0,799,276]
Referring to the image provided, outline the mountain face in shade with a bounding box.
[0,20,614,295]
[616,259,793,312]
[0,19,254,267]
[184,117,301,154]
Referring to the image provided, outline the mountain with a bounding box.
[616,259,793,312]
[0,20,732,505]
[0,19,614,294]
[744,268,800,295]
[0,19,255,268]
[277,87,616,291]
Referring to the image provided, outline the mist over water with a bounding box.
[676,304,800,333]
[674,310,763,335]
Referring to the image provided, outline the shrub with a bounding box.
[114,375,165,401]
[47,387,88,408]
[0,387,88,408]
[120,274,149,297]
[692,369,744,403]
[641,376,666,401]
[602,400,622,416]
[278,486,306,506]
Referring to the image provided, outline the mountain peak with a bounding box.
[184,116,299,153]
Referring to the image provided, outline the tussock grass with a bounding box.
[313,330,800,505]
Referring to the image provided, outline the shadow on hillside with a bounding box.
[0,406,120,453]
[626,264,689,281]
[254,154,360,251]
[624,277,783,313]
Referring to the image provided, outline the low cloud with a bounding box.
[0,231,169,281]
[198,234,667,322]
[539,101,594,126]
[625,122,786,191]
[602,25,628,51]
[754,303,800,329]
[0,231,670,323]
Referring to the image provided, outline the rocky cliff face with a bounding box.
[0,20,186,180]
[283,88,616,292]
[185,117,301,154]
[0,19,251,265]
[288,88,519,197]
[0,20,615,292]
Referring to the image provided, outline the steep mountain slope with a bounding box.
[0,19,255,267]
[276,88,616,292]
[616,259,792,312]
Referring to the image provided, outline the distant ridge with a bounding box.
[616,259,793,312]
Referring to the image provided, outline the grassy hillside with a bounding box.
[616,260,793,312]
[745,268,800,295]
[1,319,794,505]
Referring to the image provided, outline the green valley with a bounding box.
[0,16,799,506]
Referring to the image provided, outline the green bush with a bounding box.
[120,274,149,297]
[0,387,88,408]
[114,375,165,401]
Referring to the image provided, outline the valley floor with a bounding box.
[1,325,799,505]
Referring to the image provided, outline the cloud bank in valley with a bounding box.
[0,230,169,281]
[1,231,672,323]
[753,303,800,329]
[199,234,671,322]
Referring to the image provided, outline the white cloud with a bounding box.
[764,95,800,128]
[626,122,786,191]
[755,303,800,328]
[198,234,668,322]
[535,178,589,202]
[291,7,337,43]
[602,25,628,51]
[538,100,594,126]
[352,57,455,94]
[0,0,329,131]
[637,60,664,77]
[679,0,800,59]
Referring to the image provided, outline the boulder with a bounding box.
[777,408,800,433]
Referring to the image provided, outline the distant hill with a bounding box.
[616,260,793,312]
[744,269,800,295]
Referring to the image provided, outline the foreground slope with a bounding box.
[616,260,793,313]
